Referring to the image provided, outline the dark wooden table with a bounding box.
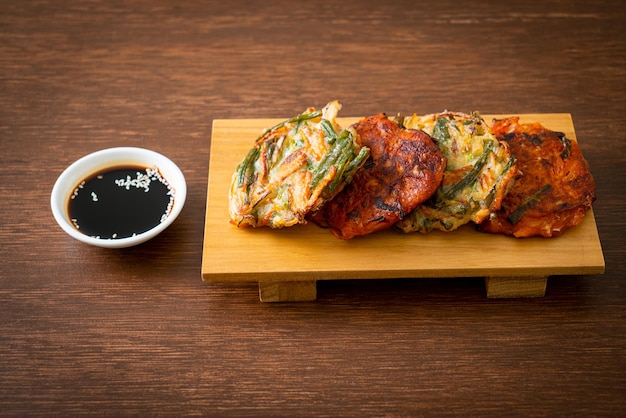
[1,1,624,416]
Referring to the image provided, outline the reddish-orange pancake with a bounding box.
[310,114,446,239]
[478,117,595,238]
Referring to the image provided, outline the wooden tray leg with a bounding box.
[484,276,548,298]
[258,281,317,302]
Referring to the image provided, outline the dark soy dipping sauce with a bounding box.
[68,166,174,239]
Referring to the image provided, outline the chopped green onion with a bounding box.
[443,140,494,200]
[236,147,260,187]
[432,117,451,142]
[320,119,338,143]
[310,134,352,188]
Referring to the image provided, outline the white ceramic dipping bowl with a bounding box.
[51,147,186,248]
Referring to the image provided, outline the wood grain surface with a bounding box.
[1,0,625,416]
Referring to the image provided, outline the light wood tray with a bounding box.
[202,114,605,302]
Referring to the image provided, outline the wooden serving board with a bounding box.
[202,114,605,302]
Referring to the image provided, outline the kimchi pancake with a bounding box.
[310,114,446,240]
[478,117,595,237]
